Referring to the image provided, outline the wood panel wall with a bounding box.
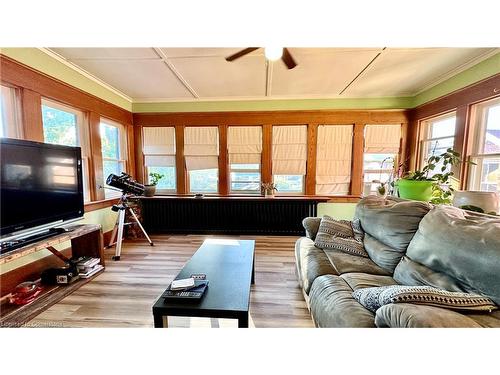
[133,110,409,197]
[407,73,500,189]
[0,55,134,210]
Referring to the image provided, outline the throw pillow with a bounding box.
[352,285,497,313]
[314,216,368,257]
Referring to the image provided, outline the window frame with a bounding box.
[418,112,457,171]
[467,97,500,192]
[100,118,128,198]
[41,98,91,202]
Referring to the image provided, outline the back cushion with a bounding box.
[355,196,431,272]
[405,205,500,305]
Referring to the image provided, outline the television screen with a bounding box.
[0,138,84,236]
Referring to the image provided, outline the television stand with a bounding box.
[0,224,104,327]
[1,227,69,255]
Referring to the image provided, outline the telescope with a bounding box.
[106,173,145,196]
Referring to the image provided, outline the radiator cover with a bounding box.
[139,197,328,235]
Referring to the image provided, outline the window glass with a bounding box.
[100,121,126,198]
[230,164,261,193]
[273,175,304,193]
[41,99,90,201]
[189,169,218,193]
[148,166,176,190]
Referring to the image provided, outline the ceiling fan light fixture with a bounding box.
[264,47,283,61]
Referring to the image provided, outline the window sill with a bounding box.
[84,198,120,213]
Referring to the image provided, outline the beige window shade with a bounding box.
[316,125,353,195]
[364,124,401,153]
[143,127,176,167]
[228,126,262,164]
[272,125,307,175]
[184,127,219,171]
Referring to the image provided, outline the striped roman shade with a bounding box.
[184,127,219,170]
[228,126,262,164]
[364,124,401,153]
[143,127,176,167]
[272,125,307,175]
[316,125,353,195]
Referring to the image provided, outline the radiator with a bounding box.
[139,197,326,235]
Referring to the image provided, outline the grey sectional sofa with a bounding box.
[295,196,500,327]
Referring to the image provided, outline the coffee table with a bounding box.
[152,239,255,328]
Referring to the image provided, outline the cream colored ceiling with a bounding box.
[48,47,498,101]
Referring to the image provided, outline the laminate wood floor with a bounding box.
[29,235,314,328]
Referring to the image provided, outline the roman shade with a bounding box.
[364,125,401,153]
[143,127,176,167]
[272,125,307,175]
[184,127,219,171]
[228,126,262,164]
[316,125,353,195]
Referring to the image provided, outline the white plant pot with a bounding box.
[452,190,500,214]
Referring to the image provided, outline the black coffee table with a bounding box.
[152,239,255,328]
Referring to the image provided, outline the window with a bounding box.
[143,127,176,192]
[0,84,22,138]
[363,124,401,195]
[419,113,456,177]
[41,99,90,201]
[228,126,262,193]
[272,125,307,194]
[468,98,500,192]
[100,119,127,198]
[316,125,353,195]
[184,127,219,193]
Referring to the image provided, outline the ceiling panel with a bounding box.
[70,59,193,99]
[344,48,495,97]
[170,55,267,98]
[51,48,159,60]
[161,48,263,58]
[270,48,383,96]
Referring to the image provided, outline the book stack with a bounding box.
[74,257,103,278]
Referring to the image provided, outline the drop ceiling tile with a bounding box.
[170,55,266,98]
[161,48,263,58]
[50,48,160,60]
[270,48,382,97]
[70,59,193,99]
[344,48,495,97]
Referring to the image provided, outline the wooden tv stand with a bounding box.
[0,224,104,327]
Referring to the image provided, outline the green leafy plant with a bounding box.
[402,147,473,204]
[148,172,164,186]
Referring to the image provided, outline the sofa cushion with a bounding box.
[394,256,466,292]
[309,275,375,327]
[314,217,368,258]
[302,217,322,240]
[405,205,500,305]
[465,310,500,328]
[354,196,431,272]
[295,237,338,294]
[353,285,497,313]
[375,303,483,328]
[323,248,392,276]
[340,272,397,291]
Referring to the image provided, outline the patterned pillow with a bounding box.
[352,285,497,313]
[314,216,368,257]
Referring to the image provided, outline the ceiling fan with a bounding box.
[225,47,298,69]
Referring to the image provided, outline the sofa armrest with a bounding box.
[302,217,322,240]
[375,303,482,328]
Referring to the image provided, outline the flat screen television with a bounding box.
[0,138,84,237]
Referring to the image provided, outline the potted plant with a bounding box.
[397,147,471,204]
[261,182,278,198]
[144,172,164,197]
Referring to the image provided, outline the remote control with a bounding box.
[191,273,206,280]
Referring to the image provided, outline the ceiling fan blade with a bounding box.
[225,47,260,62]
[281,48,297,69]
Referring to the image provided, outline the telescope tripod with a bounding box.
[107,194,154,261]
